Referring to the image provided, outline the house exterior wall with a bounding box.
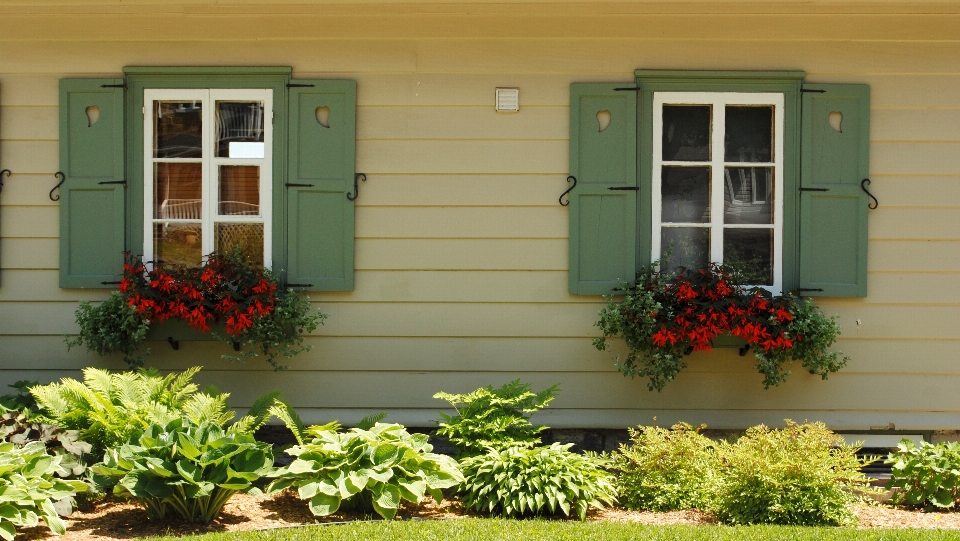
[0,1,958,430]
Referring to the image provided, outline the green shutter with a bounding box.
[286,80,357,291]
[568,83,637,295]
[59,79,126,288]
[799,84,870,297]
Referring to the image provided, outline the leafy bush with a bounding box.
[0,381,41,413]
[885,439,960,510]
[712,421,873,526]
[593,263,847,391]
[1,410,91,478]
[30,366,276,457]
[433,380,559,457]
[0,441,87,540]
[612,422,716,512]
[67,291,151,368]
[458,443,617,520]
[91,418,273,523]
[267,422,464,520]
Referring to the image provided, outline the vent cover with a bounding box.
[496,88,519,112]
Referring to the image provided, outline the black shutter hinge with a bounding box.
[101,281,121,285]
[559,175,577,206]
[285,283,314,288]
[50,172,65,201]
[285,183,314,188]
[799,187,829,192]
[101,83,127,89]
[614,87,640,92]
[608,186,639,191]
[801,88,827,93]
[286,83,316,88]
[98,180,127,186]
[797,288,824,292]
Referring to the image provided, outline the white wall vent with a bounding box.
[496,88,519,112]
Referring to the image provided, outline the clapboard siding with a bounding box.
[1,3,959,429]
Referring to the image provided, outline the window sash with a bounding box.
[652,91,784,293]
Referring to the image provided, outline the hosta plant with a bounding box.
[433,380,559,458]
[267,422,464,520]
[612,422,716,512]
[91,418,273,524]
[594,263,847,391]
[458,443,617,520]
[0,441,87,540]
[30,366,277,457]
[1,410,91,481]
[885,439,960,510]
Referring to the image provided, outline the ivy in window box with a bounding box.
[593,264,848,391]
[68,250,326,370]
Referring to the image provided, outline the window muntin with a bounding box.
[143,88,273,268]
[652,92,784,292]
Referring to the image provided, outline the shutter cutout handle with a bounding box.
[861,178,878,209]
[0,169,10,194]
[50,172,65,201]
[559,175,577,206]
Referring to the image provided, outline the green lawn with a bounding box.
[139,518,960,541]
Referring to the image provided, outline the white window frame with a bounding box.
[143,88,273,268]
[652,91,784,293]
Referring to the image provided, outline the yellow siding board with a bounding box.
[0,271,110,302]
[6,13,960,42]
[872,108,960,142]
[355,207,566,239]
[358,175,568,207]
[0,239,58,269]
[869,208,960,240]
[0,141,57,174]
[357,105,567,141]
[357,140,565,175]
[870,240,960,272]
[0,174,58,207]
[355,239,567,270]
[0,106,57,141]
[865,272,960,304]
[869,176,960,208]
[1,206,58,238]
[872,142,960,175]
[0,75,59,106]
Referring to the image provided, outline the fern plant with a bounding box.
[30,367,277,457]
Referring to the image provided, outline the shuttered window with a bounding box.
[569,71,870,298]
[58,68,357,291]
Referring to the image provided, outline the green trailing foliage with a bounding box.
[458,443,617,520]
[433,380,559,458]
[0,381,41,413]
[885,439,960,510]
[711,421,875,526]
[0,441,88,541]
[30,367,278,457]
[612,422,715,512]
[267,422,464,520]
[91,418,273,524]
[66,291,151,368]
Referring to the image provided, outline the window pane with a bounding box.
[154,101,202,158]
[154,163,202,219]
[216,223,264,266]
[723,167,773,224]
[662,105,711,161]
[216,101,265,158]
[661,166,711,223]
[724,228,774,285]
[661,227,710,274]
[154,223,202,268]
[219,165,260,216]
[724,106,773,162]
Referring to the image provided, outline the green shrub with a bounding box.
[712,421,873,526]
[612,422,716,512]
[433,380,559,457]
[67,291,151,368]
[91,417,273,523]
[0,380,41,413]
[267,422,464,520]
[30,366,277,457]
[0,441,87,540]
[458,443,617,520]
[885,439,960,510]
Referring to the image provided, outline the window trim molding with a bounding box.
[635,70,804,291]
[123,67,292,270]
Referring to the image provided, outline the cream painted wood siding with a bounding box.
[1,2,958,430]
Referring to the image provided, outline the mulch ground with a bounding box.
[14,491,960,540]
